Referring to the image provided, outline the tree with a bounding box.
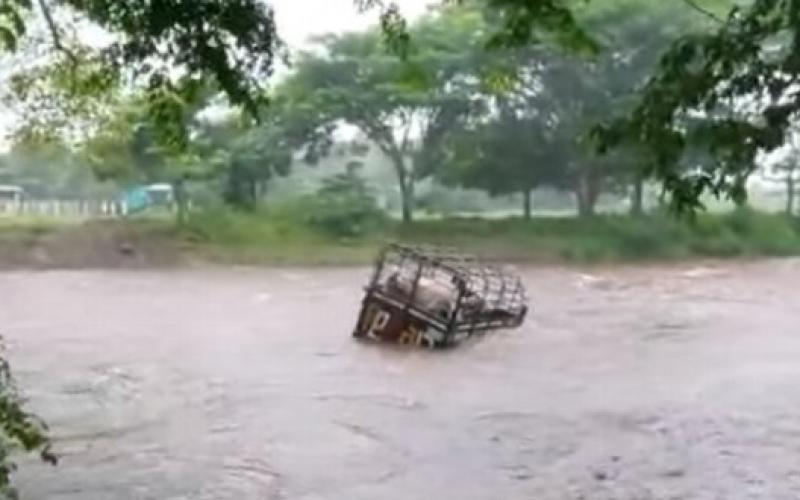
[359,0,595,54]
[306,161,384,237]
[595,0,800,212]
[762,123,800,216]
[209,122,294,211]
[79,83,332,217]
[2,0,282,145]
[439,98,571,218]
[81,100,170,178]
[539,0,711,217]
[191,95,333,211]
[769,155,799,217]
[0,343,56,499]
[361,0,764,215]
[4,127,109,198]
[436,0,700,218]
[82,108,151,185]
[284,7,489,223]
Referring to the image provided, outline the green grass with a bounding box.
[2,207,799,267]
[178,208,381,265]
[176,206,800,265]
[0,216,71,246]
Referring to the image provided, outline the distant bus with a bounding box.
[123,183,175,214]
[145,184,174,206]
[0,185,23,203]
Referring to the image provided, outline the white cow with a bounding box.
[386,273,483,320]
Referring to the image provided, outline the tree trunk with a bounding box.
[224,161,257,211]
[577,194,593,218]
[522,189,532,220]
[172,178,188,227]
[248,179,259,210]
[400,181,414,224]
[630,177,644,216]
[576,172,599,218]
[258,180,269,202]
[389,151,414,225]
[787,174,796,216]
[657,185,668,208]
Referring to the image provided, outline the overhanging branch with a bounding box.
[680,0,725,24]
[36,0,80,67]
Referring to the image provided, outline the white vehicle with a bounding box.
[0,185,23,213]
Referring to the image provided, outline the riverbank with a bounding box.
[1,208,800,268]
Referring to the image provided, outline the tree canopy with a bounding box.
[1,0,282,150]
[365,0,781,213]
[594,0,800,212]
[430,0,714,217]
[282,6,491,223]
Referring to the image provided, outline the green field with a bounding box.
[177,207,800,266]
[2,207,800,268]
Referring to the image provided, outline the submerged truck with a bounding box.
[353,244,528,348]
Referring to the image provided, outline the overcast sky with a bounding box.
[273,0,434,49]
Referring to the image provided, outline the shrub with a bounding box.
[305,167,385,238]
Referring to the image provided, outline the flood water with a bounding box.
[3,261,800,499]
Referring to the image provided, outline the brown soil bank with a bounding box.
[0,220,375,268]
[0,221,183,269]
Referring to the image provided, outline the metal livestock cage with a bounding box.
[352,244,528,348]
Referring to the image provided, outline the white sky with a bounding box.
[273,0,434,50]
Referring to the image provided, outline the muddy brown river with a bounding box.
[2,261,800,499]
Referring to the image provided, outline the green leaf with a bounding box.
[0,26,17,51]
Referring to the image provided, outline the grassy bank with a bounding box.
[178,207,800,266]
[2,208,800,267]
